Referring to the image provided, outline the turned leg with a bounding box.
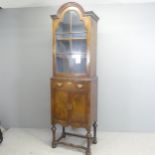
[86,129,91,155]
[62,126,66,138]
[92,122,97,144]
[52,125,57,148]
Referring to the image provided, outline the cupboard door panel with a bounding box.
[70,92,89,124]
[53,89,68,121]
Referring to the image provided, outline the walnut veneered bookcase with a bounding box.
[50,2,99,155]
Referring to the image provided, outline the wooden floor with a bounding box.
[1,128,155,155]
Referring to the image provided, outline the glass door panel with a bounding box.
[68,55,86,73]
[56,33,86,39]
[56,33,71,39]
[72,39,86,54]
[71,11,86,33]
[55,10,87,75]
[56,11,71,33]
[56,55,86,74]
[56,40,70,53]
[56,57,69,73]
[71,33,86,39]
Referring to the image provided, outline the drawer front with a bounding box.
[52,79,89,91]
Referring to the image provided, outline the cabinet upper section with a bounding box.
[51,2,99,78]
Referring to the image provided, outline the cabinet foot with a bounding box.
[62,126,66,138]
[86,129,91,155]
[52,143,57,148]
[51,125,57,148]
[86,151,91,155]
[92,139,97,144]
[92,122,97,144]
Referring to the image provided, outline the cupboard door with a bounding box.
[55,10,87,75]
[70,92,89,124]
[53,89,68,121]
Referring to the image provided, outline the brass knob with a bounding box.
[57,82,63,87]
[77,84,83,89]
[67,82,72,85]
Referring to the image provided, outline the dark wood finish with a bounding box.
[51,77,97,129]
[51,3,99,22]
[51,125,57,148]
[62,126,66,138]
[50,2,99,155]
[86,129,91,155]
[93,122,97,144]
[0,129,3,144]
[51,126,98,153]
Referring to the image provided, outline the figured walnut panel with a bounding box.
[69,92,89,124]
[52,89,68,121]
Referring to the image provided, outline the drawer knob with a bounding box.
[67,82,72,85]
[57,82,63,87]
[77,84,83,89]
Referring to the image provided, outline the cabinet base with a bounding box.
[51,123,97,155]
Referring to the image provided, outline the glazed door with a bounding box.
[69,92,89,124]
[53,89,68,121]
[55,10,87,75]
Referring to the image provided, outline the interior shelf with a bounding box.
[56,38,86,41]
[56,52,87,55]
[56,32,86,34]
[56,54,87,59]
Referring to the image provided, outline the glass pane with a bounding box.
[56,55,86,74]
[55,10,87,74]
[69,55,86,73]
[71,11,86,33]
[56,40,70,53]
[56,33,71,39]
[56,10,86,34]
[56,33,86,39]
[72,39,86,54]
[56,11,71,33]
[71,33,86,39]
[56,57,69,73]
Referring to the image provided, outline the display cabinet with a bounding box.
[50,2,99,155]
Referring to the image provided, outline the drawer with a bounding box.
[52,80,89,90]
[75,82,88,89]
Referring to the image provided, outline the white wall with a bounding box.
[0,3,155,131]
[96,3,155,131]
[0,7,53,128]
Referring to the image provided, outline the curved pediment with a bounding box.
[51,2,99,22]
[56,10,86,34]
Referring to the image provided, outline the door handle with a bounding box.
[67,82,72,85]
[57,82,63,87]
[77,84,83,89]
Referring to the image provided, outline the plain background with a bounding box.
[0,3,155,131]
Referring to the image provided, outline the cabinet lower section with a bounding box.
[52,89,89,128]
[51,77,97,155]
[51,77,97,128]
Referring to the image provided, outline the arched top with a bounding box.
[57,2,85,15]
[56,10,86,34]
[51,2,99,22]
